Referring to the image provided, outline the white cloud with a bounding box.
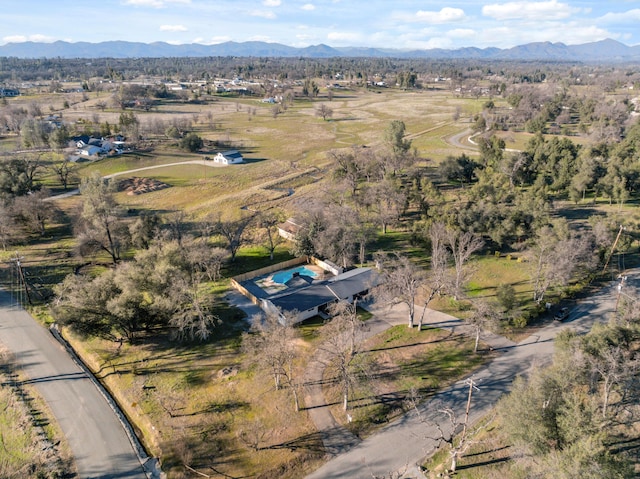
[598,9,640,24]
[123,0,190,7]
[249,10,277,19]
[2,34,55,44]
[196,36,232,45]
[263,0,281,6]
[475,23,614,48]
[327,31,361,42]
[160,24,187,32]
[446,29,476,39]
[482,1,581,21]
[248,35,273,42]
[404,37,455,50]
[301,4,315,11]
[414,7,465,24]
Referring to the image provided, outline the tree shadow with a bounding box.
[173,399,249,418]
[456,456,512,471]
[366,333,460,353]
[264,430,326,453]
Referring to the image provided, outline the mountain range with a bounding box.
[1,38,640,62]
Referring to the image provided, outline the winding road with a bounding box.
[304,275,624,479]
[0,291,153,479]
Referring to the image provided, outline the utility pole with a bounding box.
[461,377,480,441]
[602,225,625,273]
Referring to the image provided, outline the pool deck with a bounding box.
[241,264,329,299]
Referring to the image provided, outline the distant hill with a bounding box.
[1,39,640,62]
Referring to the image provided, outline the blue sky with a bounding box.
[2,0,640,49]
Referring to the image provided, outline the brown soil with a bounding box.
[117,177,170,195]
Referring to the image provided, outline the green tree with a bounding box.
[384,120,412,161]
[179,132,203,152]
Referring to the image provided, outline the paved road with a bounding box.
[306,276,621,479]
[0,290,148,479]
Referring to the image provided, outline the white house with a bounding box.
[79,145,102,157]
[214,150,244,165]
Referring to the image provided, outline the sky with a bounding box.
[1,0,640,50]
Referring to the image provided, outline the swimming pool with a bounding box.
[271,266,317,284]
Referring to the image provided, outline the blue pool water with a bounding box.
[271,266,317,284]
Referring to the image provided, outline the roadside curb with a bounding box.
[49,323,165,479]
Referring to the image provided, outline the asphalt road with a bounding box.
[306,275,622,479]
[0,290,147,479]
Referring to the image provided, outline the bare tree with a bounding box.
[315,103,333,121]
[242,311,302,411]
[255,210,285,261]
[375,253,426,329]
[76,172,129,265]
[410,379,489,475]
[50,158,76,190]
[12,189,59,236]
[445,228,484,300]
[209,213,254,262]
[416,222,449,330]
[467,299,500,353]
[0,204,15,249]
[320,311,370,412]
[365,179,406,234]
[527,223,596,304]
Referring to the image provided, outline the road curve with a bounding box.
[0,290,148,479]
[305,275,621,479]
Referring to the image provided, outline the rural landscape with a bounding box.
[1,48,640,479]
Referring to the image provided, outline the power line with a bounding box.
[9,252,31,308]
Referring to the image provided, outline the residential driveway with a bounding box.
[305,277,621,479]
[0,290,149,479]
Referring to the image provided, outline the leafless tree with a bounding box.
[467,299,500,353]
[209,213,254,262]
[445,228,484,300]
[365,179,406,234]
[50,158,76,190]
[320,310,370,412]
[0,204,15,249]
[315,103,333,121]
[313,205,361,269]
[527,223,596,304]
[409,379,490,475]
[374,253,426,329]
[75,172,129,265]
[12,189,59,236]
[242,311,302,411]
[416,222,449,330]
[254,210,285,261]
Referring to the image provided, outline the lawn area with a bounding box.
[465,255,531,306]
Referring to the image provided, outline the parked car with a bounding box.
[554,307,570,321]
